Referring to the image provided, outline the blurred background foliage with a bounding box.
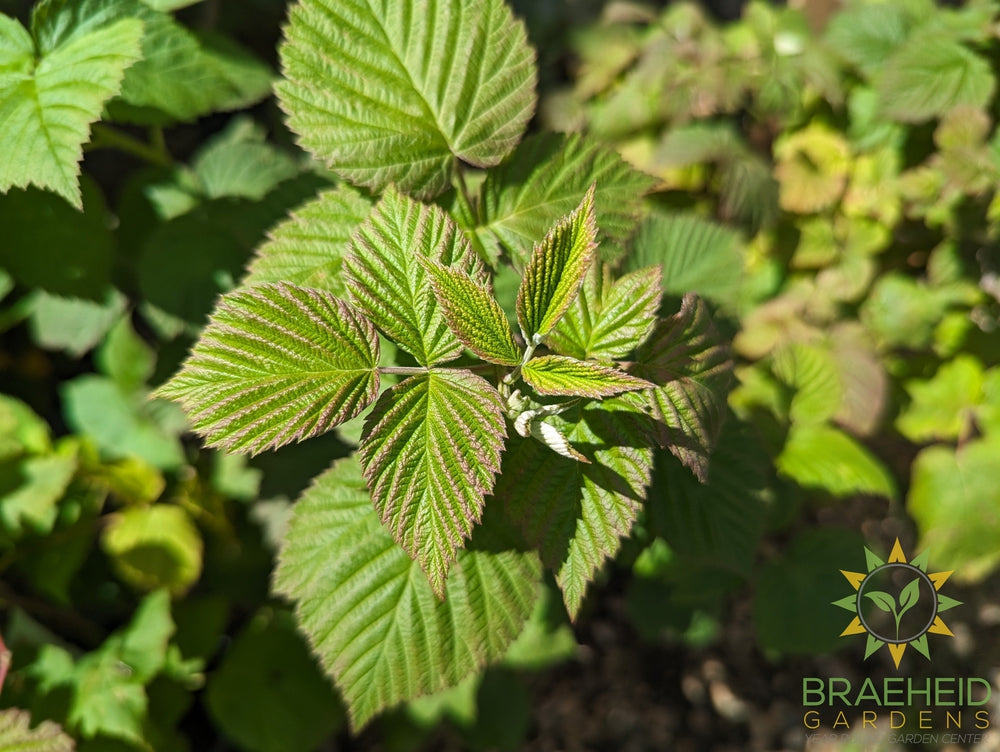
[1,0,999,750]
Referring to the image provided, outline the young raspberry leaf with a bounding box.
[156,283,379,455]
[495,402,652,619]
[421,259,521,366]
[629,294,734,481]
[549,265,662,360]
[516,185,598,343]
[273,458,540,730]
[358,371,507,598]
[345,188,484,366]
[521,355,651,398]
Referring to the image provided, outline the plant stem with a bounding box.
[379,366,429,376]
[87,124,174,167]
[452,164,477,222]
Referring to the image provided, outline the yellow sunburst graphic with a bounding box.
[833,538,962,669]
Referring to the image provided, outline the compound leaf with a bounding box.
[359,370,506,597]
[345,188,484,366]
[521,355,650,398]
[516,186,597,342]
[630,294,734,482]
[548,264,661,360]
[0,11,143,207]
[273,457,541,729]
[494,403,652,618]
[422,259,521,366]
[244,184,372,296]
[475,133,655,265]
[156,282,379,455]
[277,0,536,198]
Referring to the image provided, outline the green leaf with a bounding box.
[157,283,380,454]
[520,355,650,398]
[0,183,112,299]
[277,0,536,198]
[753,527,866,654]
[345,188,484,366]
[66,589,174,742]
[548,265,661,361]
[0,9,142,207]
[0,709,74,752]
[825,4,911,76]
[139,176,329,333]
[0,446,78,541]
[190,119,301,201]
[629,211,744,309]
[110,588,174,683]
[897,355,997,442]
[878,33,995,122]
[109,3,273,123]
[140,0,203,10]
[770,341,844,426]
[0,395,52,460]
[422,259,521,366]
[27,288,126,356]
[273,457,541,729]
[244,184,372,296]
[358,370,506,597]
[777,424,896,499]
[101,504,203,594]
[205,609,344,752]
[516,186,597,342]
[475,133,655,265]
[630,294,734,482]
[494,403,652,618]
[645,415,769,577]
[62,375,186,469]
[97,315,155,390]
[864,591,896,614]
[909,437,1000,581]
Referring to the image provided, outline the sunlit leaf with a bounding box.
[157,283,380,454]
[277,0,536,198]
[345,188,484,366]
[516,186,598,342]
[475,133,655,265]
[359,370,506,596]
[422,259,521,366]
[273,458,540,729]
[0,9,142,206]
[777,424,895,499]
[548,265,661,360]
[521,355,650,398]
[244,184,372,296]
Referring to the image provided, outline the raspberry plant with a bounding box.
[143,0,732,729]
